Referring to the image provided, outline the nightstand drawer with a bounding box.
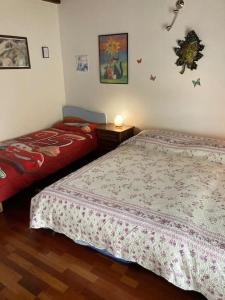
[96,123,135,156]
[97,140,118,152]
[97,131,119,142]
[119,128,134,142]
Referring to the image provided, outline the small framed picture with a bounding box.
[42,47,49,58]
[0,35,31,69]
[75,55,89,72]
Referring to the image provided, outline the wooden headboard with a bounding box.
[63,106,107,124]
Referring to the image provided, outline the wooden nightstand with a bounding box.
[96,123,135,154]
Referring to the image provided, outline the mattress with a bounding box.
[30,129,225,300]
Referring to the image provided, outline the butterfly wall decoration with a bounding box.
[192,78,201,87]
[150,75,156,81]
[137,58,142,64]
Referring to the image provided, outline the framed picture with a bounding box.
[99,33,128,84]
[42,46,49,59]
[0,35,31,69]
[75,55,89,72]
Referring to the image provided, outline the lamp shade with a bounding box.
[114,115,124,127]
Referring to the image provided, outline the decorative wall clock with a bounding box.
[174,31,204,74]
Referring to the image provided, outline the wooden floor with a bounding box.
[0,166,207,300]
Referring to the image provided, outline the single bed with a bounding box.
[0,106,106,207]
[30,129,225,300]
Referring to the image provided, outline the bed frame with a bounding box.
[63,106,107,124]
[0,106,107,213]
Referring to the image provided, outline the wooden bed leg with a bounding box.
[0,202,3,213]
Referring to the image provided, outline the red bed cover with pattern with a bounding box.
[0,126,97,202]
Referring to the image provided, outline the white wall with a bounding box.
[59,0,225,137]
[0,0,65,141]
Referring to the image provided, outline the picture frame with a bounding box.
[42,46,49,59]
[75,54,89,72]
[0,35,31,69]
[99,33,128,84]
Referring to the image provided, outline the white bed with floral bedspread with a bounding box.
[30,129,225,300]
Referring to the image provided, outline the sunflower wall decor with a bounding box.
[99,33,128,84]
[174,30,204,74]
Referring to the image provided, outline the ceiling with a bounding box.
[42,0,61,4]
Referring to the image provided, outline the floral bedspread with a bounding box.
[30,129,225,300]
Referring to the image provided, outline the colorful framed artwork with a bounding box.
[0,35,31,69]
[99,33,128,84]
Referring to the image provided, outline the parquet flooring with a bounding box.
[0,190,207,300]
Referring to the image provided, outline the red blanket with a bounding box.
[0,127,97,202]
